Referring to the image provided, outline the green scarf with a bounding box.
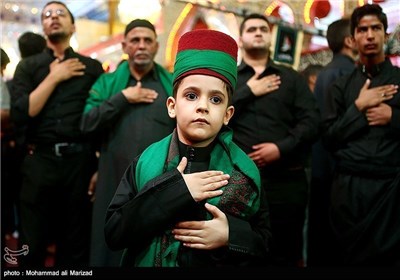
[83,60,172,114]
[131,129,261,267]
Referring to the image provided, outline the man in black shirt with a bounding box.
[306,18,358,267]
[230,13,320,267]
[10,1,104,267]
[322,4,399,266]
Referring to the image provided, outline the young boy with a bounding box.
[104,29,271,267]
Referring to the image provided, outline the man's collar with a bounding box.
[45,46,74,59]
[357,57,392,77]
[238,58,279,73]
[129,64,159,81]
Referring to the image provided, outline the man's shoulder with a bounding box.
[75,52,102,66]
[318,64,355,81]
[388,62,400,73]
[17,51,48,66]
[154,62,172,76]
[270,61,301,78]
[14,52,49,76]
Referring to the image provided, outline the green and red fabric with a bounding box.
[172,29,238,89]
[83,60,172,114]
[133,129,261,267]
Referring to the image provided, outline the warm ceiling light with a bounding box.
[118,0,162,24]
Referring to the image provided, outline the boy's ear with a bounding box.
[224,105,235,125]
[166,97,176,118]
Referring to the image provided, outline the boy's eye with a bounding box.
[210,96,222,104]
[185,92,197,100]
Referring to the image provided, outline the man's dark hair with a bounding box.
[18,32,47,58]
[239,13,270,36]
[350,4,387,36]
[301,64,323,80]
[1,48,10,69]
[327,19,351,54]
[42,1,75,24]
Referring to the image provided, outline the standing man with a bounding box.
[306,18,358,266]
[80,19,175,267]
[230,13,320,267]
[322,4,399,266]
[10,1,104,267]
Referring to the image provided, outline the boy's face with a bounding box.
[167,74,234,147]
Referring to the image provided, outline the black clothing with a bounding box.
[312,54,356,179]
[231,59,320,266]
[11,47,103,144]
[1,131,23,253]
[323,58,400,167]
[307,54,355,266]
[18,148,97,266]
[105,133,271,267]
[322,58,400,265]
[232,60,320,169]
[10,47,103,267]
[1,81,22,252]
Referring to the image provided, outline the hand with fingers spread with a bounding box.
[177,157,229,202]
[355,79,398,112]
[49,58,86,82]
[122,81,159,104]
[172,203,229,250]
[247,73,281,97]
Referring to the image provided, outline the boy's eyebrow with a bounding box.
[181,86,226,97]
[209,89,226,96]
[181,85,200,92]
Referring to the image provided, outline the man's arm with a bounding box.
[28,58,86,117]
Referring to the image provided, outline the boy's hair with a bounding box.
[172,78,234,106]
[42,1,75,24]
[18,32,47,58]
[239,13,270,36]
[350,4,387,36]
[327,19,351,54]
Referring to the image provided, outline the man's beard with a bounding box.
[246,46,270,57]
[47,31,68,43]
[133,58,152,70]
